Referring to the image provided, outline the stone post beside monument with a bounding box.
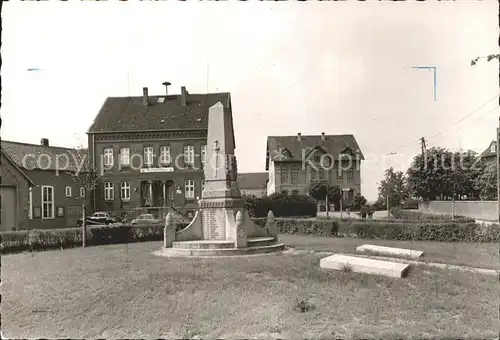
[234,211,248,248]
[266,210,278,241]
[163,212,175,248]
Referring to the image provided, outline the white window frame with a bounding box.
[201,145,207,169]
[65,186,72,197]
[120,147,130,166]
[144,147,154,166]
[28,187,33,219]
[103,148,114,167]
[184,145,195,166]
[80,187,85,198]
[121,182,131,201]
[104,182,115,201]
[159,146,171,165]
[491,144,496,153]
[185,180,195,199]
[41,186,55,219]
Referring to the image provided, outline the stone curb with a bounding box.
[336,252,500,276]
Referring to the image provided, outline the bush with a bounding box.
[254,217,500,242]
[252,217,338,236]
[0,224,168,254]
[244,193,317,218]
[352,194,368,211]
[392,209,475,223]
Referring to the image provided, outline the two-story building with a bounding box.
[480,141,497,167]
[87,83,232,219]
[1,139,86,230]
[266,133,364,208]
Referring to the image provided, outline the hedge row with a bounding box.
[252,217,500,242]
[391,209,476,223]
[0,224,166,254]
[3,218,499,254]
[244,193,317,218]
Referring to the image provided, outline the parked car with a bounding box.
[131,214,162,225]
[77,212,120,227]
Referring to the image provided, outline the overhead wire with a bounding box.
[386,93,500,155]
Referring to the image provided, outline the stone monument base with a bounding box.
[155,209,285,258]
[154,237,285,258]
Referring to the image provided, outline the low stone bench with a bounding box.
[320,254,410,278]
[356,244,424,259]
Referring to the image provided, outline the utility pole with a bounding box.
[497,118,500,223]
[325,163,330,219]
[420,137,427,158]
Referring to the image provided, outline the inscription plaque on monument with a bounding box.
[202,208,226,240]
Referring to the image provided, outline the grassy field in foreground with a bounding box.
[1,240,499,338]
[279,234,500,270]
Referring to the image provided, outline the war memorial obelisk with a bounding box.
[156,101,284,257]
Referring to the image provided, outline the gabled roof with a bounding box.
[266,134,364,167]
[87,92,231,133]
[237,172,268,190]
[1,149,35,186]
[1,140,83,172]
[480,141,497,159]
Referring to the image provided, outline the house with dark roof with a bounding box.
[87,83,232,218]
[1,139,87,230]
[237,172,268,197]
[266,132,364,209]
[480,141,497,167]
[0,147,35,231]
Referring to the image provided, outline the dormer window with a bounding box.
[491,143,496,153]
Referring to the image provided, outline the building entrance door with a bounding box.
[165,180,174,207]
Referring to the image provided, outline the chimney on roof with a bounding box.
[181,86,188,106]
[297,133,302,141]
[40,138,49,146]
[142,87,149,107]
[162,81,171,98]
[321,132,326,141]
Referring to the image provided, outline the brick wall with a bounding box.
[26,169,86,229]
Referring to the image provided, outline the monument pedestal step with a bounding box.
[158,243,286,257]
[172,237,276,250]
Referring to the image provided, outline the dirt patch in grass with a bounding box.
[280,234,500,270]
[1,241,498,338]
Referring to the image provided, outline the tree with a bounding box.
[69,143,102,247]
[308,182,341,207]
[70,144,101,208]
[475,163,497,200]
[471,54,500,66]
[377,167,409,208]
[352,194,367,211]
[406,148,482,201]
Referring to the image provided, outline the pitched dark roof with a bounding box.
[237,172,268,190]
[87,92,231,133]
[1,149,36,186]
[480,141,497,159]
[266,134,364,165]
[1,140,83,172]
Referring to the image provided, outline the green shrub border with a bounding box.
[2,218,499,254]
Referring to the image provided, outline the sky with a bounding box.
[2,1,498,201]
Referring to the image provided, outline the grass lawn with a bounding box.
[2,239,499,338]
[280,234,500,270]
